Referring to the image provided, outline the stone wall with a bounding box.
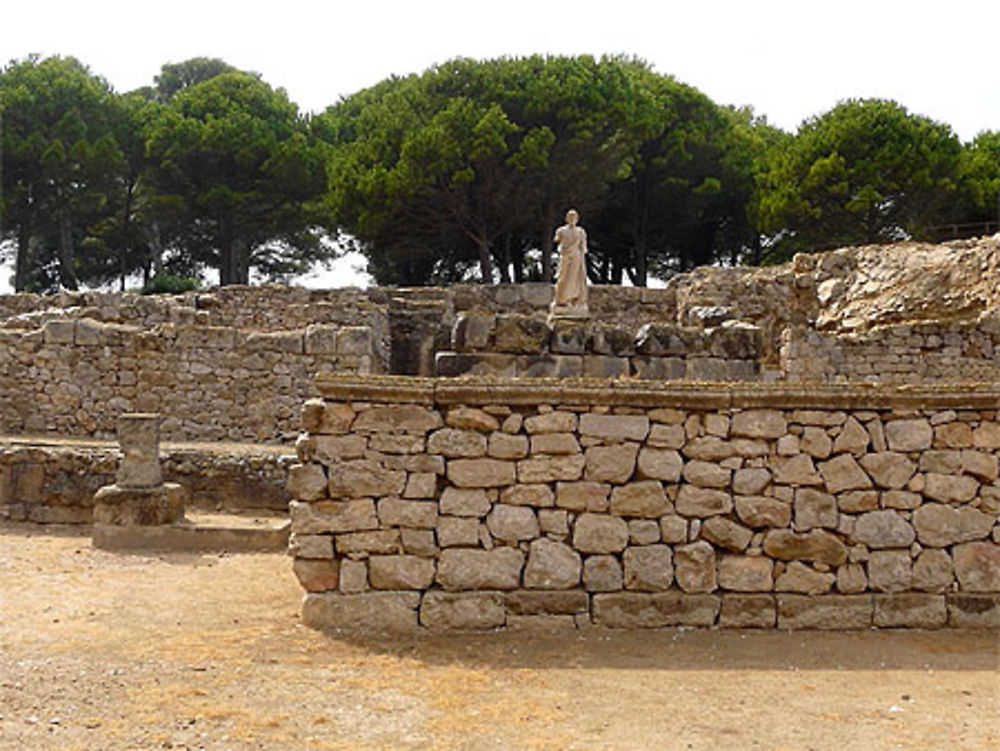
[0,440,294,524]
[288,375,1000,631]
[783,318,1000,383]
[0,319,376,442]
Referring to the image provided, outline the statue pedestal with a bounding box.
[547,303,589,326]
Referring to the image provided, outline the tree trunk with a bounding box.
[540,206,555,283]
[14,222,31,292]
[474,236,493,284]
[633,245,647,287]
[57,213,78,290]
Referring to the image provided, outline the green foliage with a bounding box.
[958,131,1000,230]
[759,99,964,261]
[140,273,200,295]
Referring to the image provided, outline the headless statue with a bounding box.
[549,208,589,321]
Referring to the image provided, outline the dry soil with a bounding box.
[1,522,997,751]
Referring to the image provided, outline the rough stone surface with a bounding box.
[717,555,773,592]
[583,555,624,592]
[523,538,582,589]
[952,542,1000,592]
[912,504,994,547]
[420,592,506,630]
[585,443,639,483]
[851,510,916,549]
[776,595,873,629]
[676,486,732,517]
[302,592,419,633]
[368,555,436,590]
[573,513,629,554]
[674,540,717,593]
[609,481,670,518]
[436,548,525,591]
[623,544,674,591]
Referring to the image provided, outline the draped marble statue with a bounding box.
[549,208,589,321]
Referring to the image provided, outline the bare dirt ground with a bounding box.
[1,523,997,751]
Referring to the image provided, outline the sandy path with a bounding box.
[1,523,997,750]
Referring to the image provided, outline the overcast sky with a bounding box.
[4,0,999,289]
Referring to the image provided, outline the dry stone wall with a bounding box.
[288,375,1000,632]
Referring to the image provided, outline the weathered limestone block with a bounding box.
[435,352,516,378]
[832,416,870,455]
[763,529,848,566]
[488,432,529,460]
[302,592,419,633]
[775,561,835,595]
[573,513,629,554]
[336,530,402,557]
[448,458,516,488]
[676,485,732,517]
[585,443,639,483]
[718,555,773,592]
[684,436,767,461]
[837,490,878,513]
[836,562,868,593]
[934,422,973,449]
[592,592,719,628]
[486,504,539,542]
[290,499,379,535]
[293,559,339,592]
[682,460,730,489]
[952,542,1000,591]
[874,594,947,628]
[336,326,373,356]
[523,411,577,434]
[701,516,752,552]
[867,550,912,592]
[623,544,674,591]
[719,594,775,628]
[494,315,550,354]
[428,428,487,458]
[858,452,916,489]
[92,484,186,526]
[437,516,481,548]
[919,450,961,474]
[731,410,787,439]
[735,496,792,528]
[912,549,954,592]
[884,419,933,452]
[531,432,581,456]
[793,488,839,530]
[338,557,367,594]
[328,460,406,499]
[628,519,661,545]
[403,472,437,499]
[439,487,491,517]
[290,533,334,559]
[660,515,689,543]
[500,484,554,507]
[579,413,650,442]
[116,414,163,488]
[505,590,588,616]
[912,504,994,547]
[556,481,610,512]
[674,540,717,593]
[452,313,495,352]
[770,454,823,486]
[303,324,339,355]
[972,422,1000,450]
[369,433,425,455]
[583,554,624,591]
[539,509,569,535]
[518,454,586,483]
[882,490,922,510]
[436,548,525,591]
[818,454,872,493]
[310,435,368,463]
[648,423,686,450]
[947,593,1000,628]
[631,356,686,380]
[353,405,443,434]
[960,450,998,483]
[610,481,670,518]
[685,357,728,381]
[635,448,683,482]
[800,427,833,459]
[776,595,873,629]
[550,321,589,354]
[420,592,506,630]
[287,463,328,501]
[446,407,500,433]
[922,473,978,503]
[590,324,635,356]
[401,528,437,557]
[851,510,916,549]
[377,498,438,529]
[733,468,771,495]
[524,539,582,589]
[368,555,436,590]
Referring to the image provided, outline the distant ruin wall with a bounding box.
[288,375,1000,631]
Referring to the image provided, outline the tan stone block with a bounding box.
[448,458,516,488]
[867,550,912,592]
[777,594,873,629]
[555,481,609,512]
[302,592,419,633]
[377,498,437,528]
[947,593,1000,628]
[573,513,629,554]
[583,555,623,591]
[648,423,686,449]
[735,496,791,528]
[353,405,443,434]
[731,409,787,439]
[832,416,870,454]
[775,561,835,594]
[437,516,481,547]
[505,590,588,615]
[660,514,689,543]
[701,516,752,552]
[287,463,328,501]
[874,594,947,628]
[585,443,638,483]
[972,422,1000,450]
[531,432,580,456]
[675,540,717,593]
[733,468,771,495]
[524,538,582,589]
[676,485,732,517]
[336,530,402,557]
[923,473,978,503]
[953,542,1000,592]
[400,528,437,557]
[439,487,491,516]
[851,510,915,549]
[436,548,525,591]
[836,562,868,593]
[592,592,719,628]
[539,509,569,535]
[486,504,539,542]
[763,529,848,566]
[934,422,973,449]
[682,460,730,489]
[838,490,879,513]
[446,407,500,433]
[368,555,436,590]
[719,594,775,628]
[885,419,933,452]
[919,450,961,474]
[517,454,585,483]
[488,432,529,460]
[369,433,424,455]
[623,544,674,591]
[912,549,954,592]
[523,411,577,434]
[718,555,773,592]
[338,559,368,593]
[770,454,822,486]
[312,435,367,462]
[858,452,916,490]
[428,428,487,458]
[794,488,838,530]
[913,504,993,547]
[420,591,506,630]
[500,484,554,507]
[293,558,339,592]
[960,450,998,483]
[801,427,833,459]
[328,460,406,499]
[818,454,872,494]
[610,481,670,518]
[289,533,333,559]
[290,499,379,535]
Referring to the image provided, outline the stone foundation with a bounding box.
[289,375,1000,631]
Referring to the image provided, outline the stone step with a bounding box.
[92,512,290,553]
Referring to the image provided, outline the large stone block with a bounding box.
[530,432,581,456]
[556,482,610,512]
[585,443,639,483]
[701,516,753,552]
[884,419,933,452]
[623,544,674,591]
[770,454,823,486]
[775,561,835,595]
[335,530,402,557]
[718,555,773,592]
[448,458,516,488]
[873,594,947,628]
[818,454,871,493]
[953,542,1000,592]
[505,590,588,615]
[610,481,670,518]
[960,450,998,483]
[500,484,555,507]
[735,496,792,528]
[867,550,912,592]
[762,529,848,566]
[428,428,487,458]
[436,547,525,591]
[523,411,577,434]
[674,540,717,593]
[517,455,585,483]
[92,483,186,526]
[494,315,550,354]
[912,549,954,592]
[583,555,624,591]
[676,485,732,517]
[486,504,539,542]
[851,510,916,549]
[368,555,436,590]
[302,592,420,633]
[719,594,776,628]
[489,432,529,460]
[793,488,838,530]
[352,405,443,434]
[287,463,328,501]
[592,592,719,628]
[293,559,339,592]
[733,468,771,496]
[377,498,438,529]
[523,538,582,589]
[573,513,629,554]
[922,473,979,503]
[439,487,491,517]
[682,460,730,489]
[420,591,506,630]
[776,594,873,629]
[912,504,994,547]
[328,460,406,499]
[579,413,650,442]
[858,452,916,489]
[946,593,1000,628]
[437,516,481,547]
[290,499,378,535]
[636,448,683,482]
[731,409,787,439]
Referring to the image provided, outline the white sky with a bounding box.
[4,0,999,290]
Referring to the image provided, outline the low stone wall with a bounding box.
[0,441,295,524]
[437,314,763,381]
[783,318,1000,383]
[289,375,1000,631]
[0,320,375,442]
